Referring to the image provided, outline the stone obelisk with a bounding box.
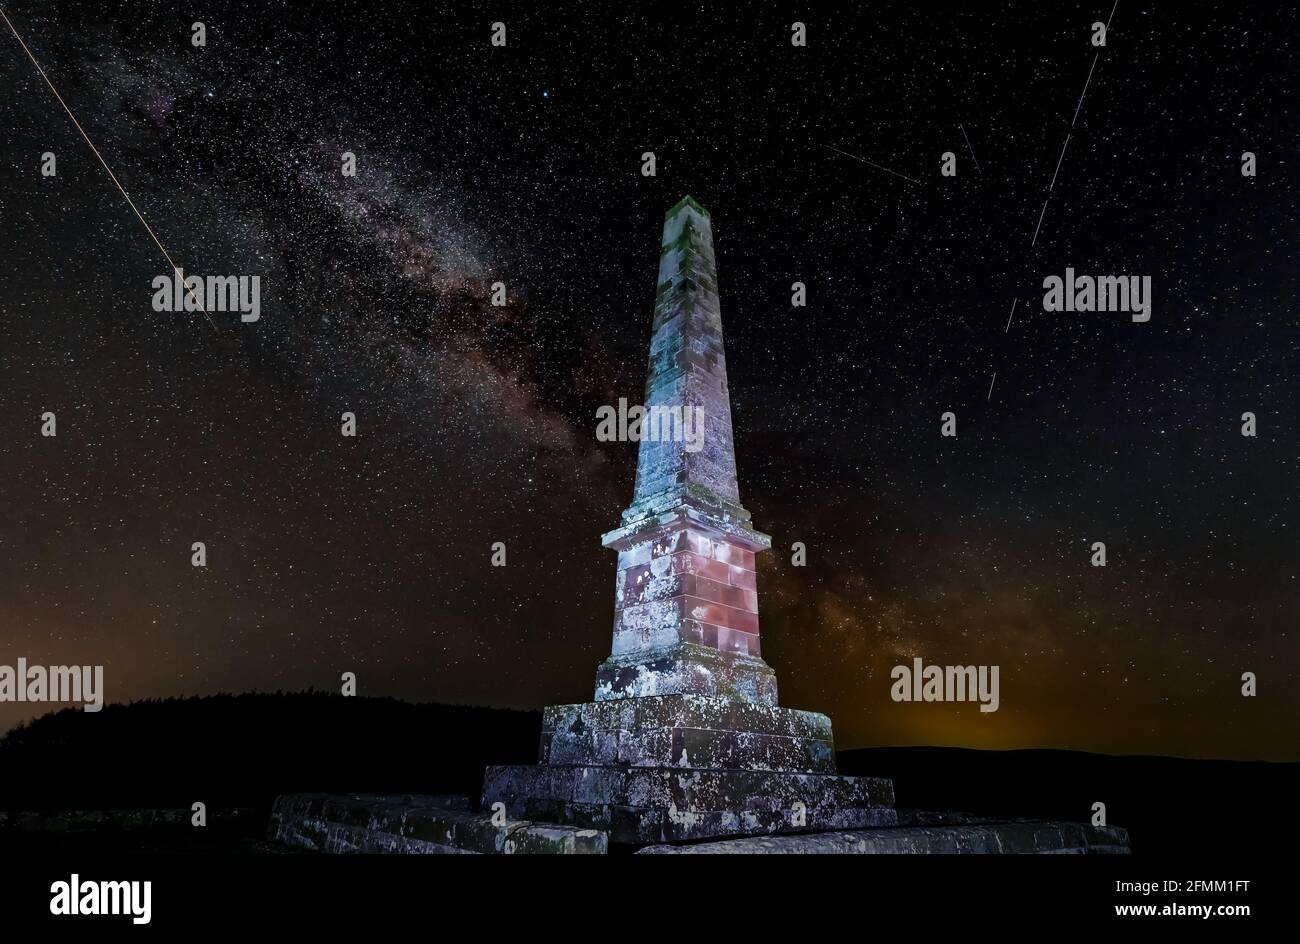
[481,197,895,844]
[596,195,777,706]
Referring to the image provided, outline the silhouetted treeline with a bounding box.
[0,692,540,812]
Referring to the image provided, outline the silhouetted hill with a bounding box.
[0,692,540,812]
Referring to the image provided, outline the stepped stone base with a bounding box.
[268,793,606,855]
[637,821,1132,854]
[265,793,1129,854]
[485,693,894,844]
[482,763,896,845]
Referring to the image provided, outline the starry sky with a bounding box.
[1,1,1295,759]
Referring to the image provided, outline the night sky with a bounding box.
[1,1,1295,759]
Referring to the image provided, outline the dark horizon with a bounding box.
[3,685,1295,766]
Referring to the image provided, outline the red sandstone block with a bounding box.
[712,542,755,571]
[679,574,727,606]
[679,598,725,627]
[664,618,762,658]
[725,606,760,634]
[659,550,729,583]
[693,555,733,583]
[650,529,691,559]
[649,552,691,579]
[728,566,757,590]
[680,597,760,634]
[681,575,757,614]
[618,578,757,618]
[710,541,741,565]
[685,530,713,557]
[715,627,761,657]
[703,561,734,583]
[718,584,758,613]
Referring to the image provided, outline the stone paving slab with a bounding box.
[268,793,607,855]
[637,821,1131,854]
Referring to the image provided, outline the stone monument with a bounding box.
[480,195,896,844]
[269,197,1130,854]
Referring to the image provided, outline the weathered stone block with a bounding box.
[481,763,895,844]
[538,694,835,772]
[545,694,833,740]
[595,642,778,704]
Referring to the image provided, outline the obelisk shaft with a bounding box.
[631,195,741,509]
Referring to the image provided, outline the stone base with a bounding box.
[541,694,835,772]
[481,763,896,844]
[596,643,778,705]
[267,793,607,855]
[265,794,1129,855]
